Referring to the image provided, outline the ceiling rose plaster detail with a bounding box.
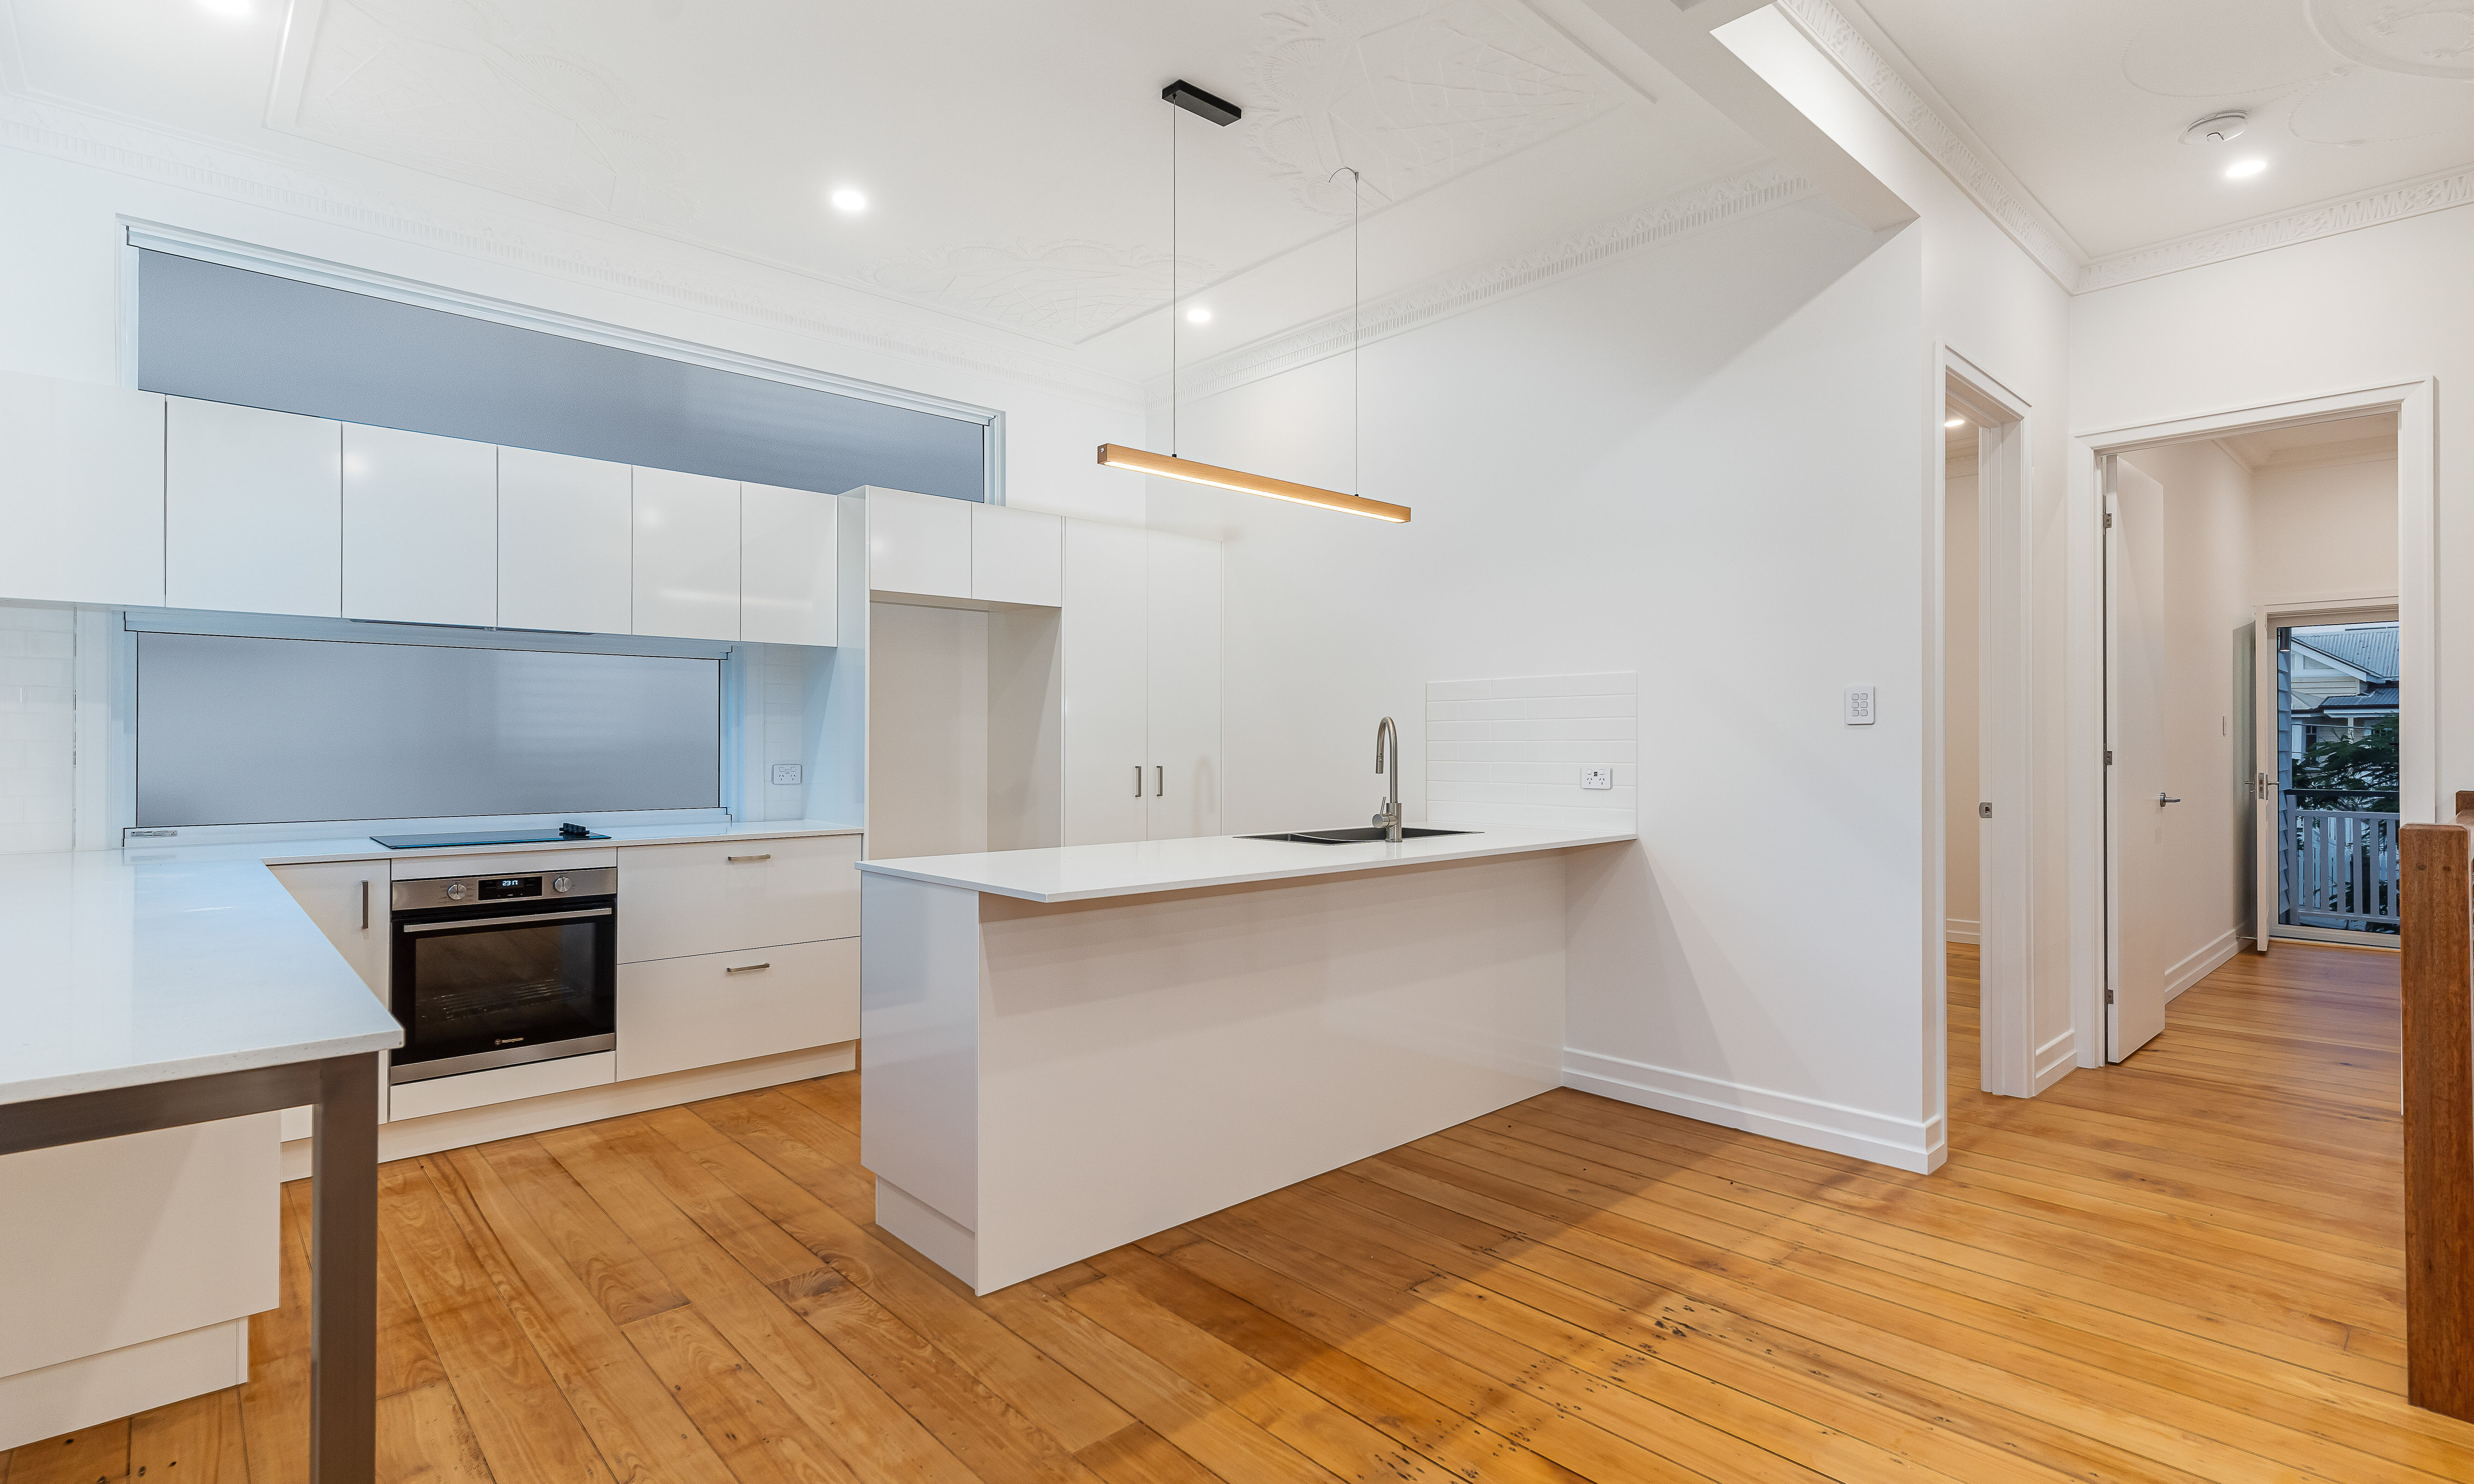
[0,91,1142,406]
[1162,163,1811,403]
[870,241,1214,346]
[1244,0,1616,214]
[1768,0,2083,288]
[2309,0,2474,79]
[285,0,697,225]
[2076,163,2474,290]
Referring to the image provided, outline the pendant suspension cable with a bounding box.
[1326,165,1362,495]
[1170,101,1179,459]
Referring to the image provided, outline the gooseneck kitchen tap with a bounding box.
[1373,716,1402,842]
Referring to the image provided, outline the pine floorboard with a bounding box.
[10,939,2467,1483]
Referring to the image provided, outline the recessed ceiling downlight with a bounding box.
[2225,158,2268,179]
[829,187,866,213]
[1946,417,1967,428]
[197,0,251,17]
[1186,306,1212,324]
[2183,112,2248,145]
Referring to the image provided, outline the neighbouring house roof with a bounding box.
[2290,625,2398,683]
[2320,683,2400,717]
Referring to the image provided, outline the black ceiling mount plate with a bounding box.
[1163,79,1241,126]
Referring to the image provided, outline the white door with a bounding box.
[497,446,632,635]
[2252,613,2280,955]
[342,424,496,627]
[1060,519,1148,845]
[1145,530,1222,840]
[2107,460,2172,1060]
[166,398,342,617]
[632,467,739,641]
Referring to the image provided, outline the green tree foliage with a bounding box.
[2294,715,2399,812]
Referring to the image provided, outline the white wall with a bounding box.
[1944,467,1977,941]
[865,603,990,862]
[2252,458,2399,602]
[0,603,74,854]
[1150,196,1940,1168]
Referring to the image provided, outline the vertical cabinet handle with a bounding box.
[1134,765,1142,798]
[1155,765,1164,797]
[360,879,369,931]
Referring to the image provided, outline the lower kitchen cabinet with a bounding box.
[268,859,389,1141]
[616,937,858,1081]
[617,833,862,963]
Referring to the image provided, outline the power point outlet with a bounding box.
[1843,685,1877,726]
[1580,767,1614,791]
[769,763,803,786]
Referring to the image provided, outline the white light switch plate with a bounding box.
[1580,767,1614,791]
[1843,685,1876,726]
[769,763,803,786]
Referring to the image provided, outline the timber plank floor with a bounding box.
[10,940,2466,1483]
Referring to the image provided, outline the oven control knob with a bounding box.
[443,882,467,901]
[552,875,571,893]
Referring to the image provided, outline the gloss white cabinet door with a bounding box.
[633,466,739,641]
[1060,519,1149,845]
[616,938,858,1081]
[268,859,393,1141]
[865,486,970,599]
[1145,530,1222,840]
[166,398,341,617]
[343,424,496,626]
[741,481,838,646]
[497,446,632,634]
[970,503,1062,607]
[0,372,165,608]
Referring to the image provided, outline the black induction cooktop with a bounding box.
[369,824,609,849]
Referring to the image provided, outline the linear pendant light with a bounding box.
[1098,80,1409,525]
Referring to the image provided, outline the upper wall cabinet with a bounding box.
[167,398,342,618]
[972,504,1063,607]
[0,372,165,608]
[865,486,972,600]
[343,425,496,628]
[742,481,839,647]
[497,446,632,635]
[633,466,739,642]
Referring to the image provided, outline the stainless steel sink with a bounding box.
[1241,827,1476,845]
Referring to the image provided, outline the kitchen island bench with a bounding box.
[855,825,1632,1293]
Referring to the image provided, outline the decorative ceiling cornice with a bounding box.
[2076,164,2474,292]
[1159,162,1812,405]
[1764,0,2084,290]
[0,91,1147,408]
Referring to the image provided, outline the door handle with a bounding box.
[402,906,612,932]
[360,879,369,931]
[2158,793,2182,806]
[1154,765,1164,797]
[1134,765,1142,798]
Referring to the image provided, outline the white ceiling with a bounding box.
[1840,0,2474,260]
[0,0,1771,381]
[2216,409,2398,471]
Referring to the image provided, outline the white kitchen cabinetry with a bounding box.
[343,425,496,627]
[166,398,341,617]
[616,834,862,963]
[0,372,165,608]
[497,446,633,634]
[633,466,739,641]
[971,504,1063,607]
[866,487,971,599]
[1059,521,1222,844]
[1145,530,1223,840]
[741,481,839,646]
[617,938,858,1081]
[268,860,391,1141]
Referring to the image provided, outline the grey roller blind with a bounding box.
[136,632,722,827]
[136,249,987,501]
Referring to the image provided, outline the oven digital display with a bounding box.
[478,876,543,900]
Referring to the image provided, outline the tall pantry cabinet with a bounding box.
[1059,522,1222,845]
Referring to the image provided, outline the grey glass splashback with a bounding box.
[136,632,722,827]
[136,249,988,502]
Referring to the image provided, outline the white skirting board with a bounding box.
[0,1320,247,1452]
[1944,917,1981,944]
[2034,1028,2078,1092]
[281,1041,856,1178]
[2165,929,2243,1003]
[1563,1049,1943,1173]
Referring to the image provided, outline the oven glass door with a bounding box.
[390,899,616,1083]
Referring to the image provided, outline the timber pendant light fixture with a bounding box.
[1096,80,1410,524]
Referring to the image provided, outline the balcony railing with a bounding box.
[2284,806,2403,928]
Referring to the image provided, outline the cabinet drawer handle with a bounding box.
[727,853,773,863]
[725,961,772,974]
[1155,765,1164,797]
[1133,765,1142,798]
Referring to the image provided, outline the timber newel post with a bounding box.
[2399,791,2474,1421]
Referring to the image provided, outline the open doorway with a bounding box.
[2102,410,2401,1060]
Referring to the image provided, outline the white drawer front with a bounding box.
[617,834,861,963]
[617,938,858,1082]
[387,1051,615,1122]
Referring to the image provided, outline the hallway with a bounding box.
[8,943,2462,1483]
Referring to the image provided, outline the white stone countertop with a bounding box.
[854,825,1636,903]
[131,818,865,869]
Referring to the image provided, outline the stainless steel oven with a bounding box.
[388,867,617,1084]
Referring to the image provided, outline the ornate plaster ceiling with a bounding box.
[0,0,1770,374]
[1837,0,2474,259]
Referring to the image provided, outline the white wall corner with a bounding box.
[1562,1049,1941,1173]
[1758,0,2085,290]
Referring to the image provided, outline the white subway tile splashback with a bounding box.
[1425,672,1636,834]
[0,603,74,853]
